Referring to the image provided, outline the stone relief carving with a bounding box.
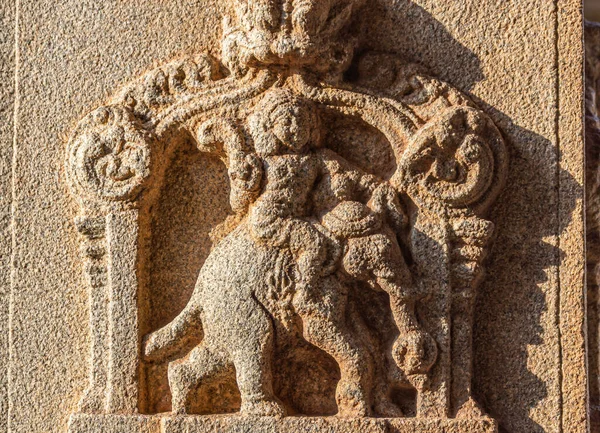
[66,0,507,430]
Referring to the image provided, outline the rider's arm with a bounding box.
[315,148,381,200]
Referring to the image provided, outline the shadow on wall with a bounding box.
[359,2,581,433]
[141,1,581,432]
[587,0,600,22]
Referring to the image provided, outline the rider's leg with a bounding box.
[287,219,329,286]
[343,232,418,328]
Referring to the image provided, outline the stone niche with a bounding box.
[0,1,588,433]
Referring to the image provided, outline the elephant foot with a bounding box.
[374,396,404,418]
[170,391,189,415]
[335,380,371,418]
[392,330,438,375]
[241,398,286,417]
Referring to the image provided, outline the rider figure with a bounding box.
[245,89,436,381]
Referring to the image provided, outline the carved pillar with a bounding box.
[106,209,142,413]
[410,214,452,418]
[66,106,154,414]
[73,215,110,412]
[396,105,507,418]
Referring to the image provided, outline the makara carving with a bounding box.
[66,0,507,427]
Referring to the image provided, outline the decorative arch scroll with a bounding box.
[66,0,507,430]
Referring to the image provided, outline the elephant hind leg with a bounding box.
[168,343,233,414]
[229,298,286,417]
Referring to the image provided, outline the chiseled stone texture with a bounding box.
[586,20,600,433]
[68,413,498,433]
[3,1,586,433]
[0,0,15,432]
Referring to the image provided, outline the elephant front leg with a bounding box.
[293,278,374,417]
[388,298,438,378]
[343,233,438,380]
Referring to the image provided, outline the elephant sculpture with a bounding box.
[143,89,438,417]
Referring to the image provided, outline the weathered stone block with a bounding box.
[69,414,498,433]
[0,1,587,432]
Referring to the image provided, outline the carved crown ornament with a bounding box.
[65,0,508,431]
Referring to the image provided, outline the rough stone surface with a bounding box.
[1,1,587,433]
[0,0,15,431]
[586,19,600,433]
[68,413,498,433]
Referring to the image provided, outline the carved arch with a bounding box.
[66,0,507,421]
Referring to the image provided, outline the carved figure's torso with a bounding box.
[261,153,320,218]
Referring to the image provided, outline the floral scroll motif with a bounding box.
[396,106,506,213]
[67,106,155,204]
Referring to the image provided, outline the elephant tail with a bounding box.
[142,285,204,363]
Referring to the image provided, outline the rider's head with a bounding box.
[249,89,321,156]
